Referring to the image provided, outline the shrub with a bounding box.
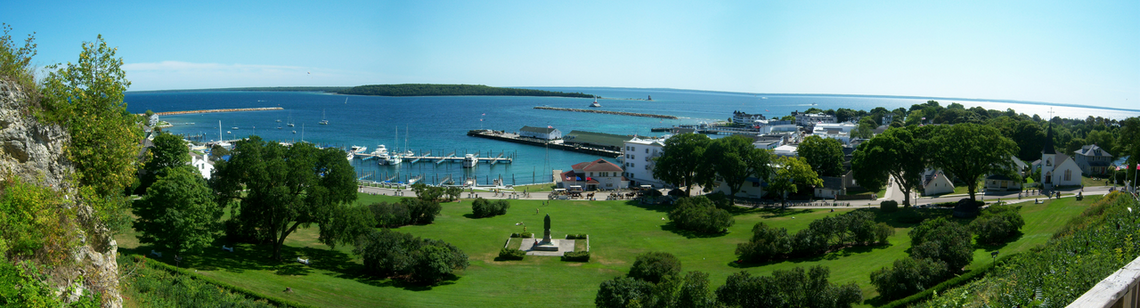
[667,196,734,234]
[970,205,1024,245]
[869,257,950,300]
[716,266,862,308]
[368,201,411,228]
[471,198,510,218]
[880,200,899,212]
[510,232,533,238]
[628,252,681,284]
[874,222,895,244]
[736,222,792,262]
[908,218,973,272]
[354,229,468,284]
[498,248,525,260]
[561,251,590,262]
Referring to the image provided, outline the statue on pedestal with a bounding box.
[542,214,552,243]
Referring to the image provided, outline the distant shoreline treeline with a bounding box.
[336,84,594,98]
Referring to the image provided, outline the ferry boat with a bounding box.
[589,97,601,108]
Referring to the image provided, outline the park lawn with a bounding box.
[1082,175,1111,187]
[115,193,1093,308]
[505,183,558,192]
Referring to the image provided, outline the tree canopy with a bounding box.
[767,156,823,205]
[212,137,358,260]
[851,126,928,206]
[797,135,846,177]
[929,123,1019,201]
[654,134,714,196]
[138,132,190,193]
[132,166,221,256]
[707,135,772,203]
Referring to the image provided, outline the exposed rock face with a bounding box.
[0,80,121,307]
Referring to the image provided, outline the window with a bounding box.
[631,163,635,168]
[646,148,649,153]
[1064,169,1071,181]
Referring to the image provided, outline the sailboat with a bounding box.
[217,121,231,148]
[287,111,295,127]
[379,126,402,165]
[319,109,329,125]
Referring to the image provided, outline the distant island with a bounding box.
[336,84,594,98]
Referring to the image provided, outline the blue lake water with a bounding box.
[124,87,1140,186]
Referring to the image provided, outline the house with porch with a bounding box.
[1073,144,1114,176]
[560,158,628,191]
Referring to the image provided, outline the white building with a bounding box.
[732,111,766,125]
[1033,125,1082,190]
[519,126,562,140]
[773,145,798,157]
[622,137,668,188]
[190,152,214,180]
[794,112,836,126]
[812,122,857,145]
[560,158,628,191]
[921,169,954,196]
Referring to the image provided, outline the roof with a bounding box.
[1074,144,1113,157]
[563,131,633,149]
[581,158,623,172]
[520,126,557,134]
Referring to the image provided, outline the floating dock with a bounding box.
[354,152,513,164]
[533,106,678,119]
[466,129,621,157]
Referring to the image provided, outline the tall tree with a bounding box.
[1120,117,1140,176]
[930,123,1019,201]
[212,137,357,260]
[852,126,928,206]
[654,134,713,196]
[768,156,823,206]
[132,166,221,257]
[708,135,772,203]
[138,132,191,193]
[797,135,845,177]
[851,116,877,139]
[39,35,143,230]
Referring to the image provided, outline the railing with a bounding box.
[1069,255,1140,308]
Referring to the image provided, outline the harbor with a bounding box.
[144,107,284,116]
[466,129,622,157]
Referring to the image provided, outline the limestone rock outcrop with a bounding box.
[0,80,121,307]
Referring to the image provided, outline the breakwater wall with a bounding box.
[146,107,283,116]
[533,106,677,119]
[466,130,621,157]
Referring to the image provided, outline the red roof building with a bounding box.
[560,158,628,191]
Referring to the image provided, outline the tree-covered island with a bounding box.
[336,83,594,97]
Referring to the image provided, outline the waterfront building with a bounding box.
[792,111,836,126]
[811,122,857,144]
[731,111,766,125]
[560,158,628,191]
[1073,144,1114,176]
[518,126,562,140]
[563,130,633,152]
[1032,124,1082,189]
[622,137,668,188]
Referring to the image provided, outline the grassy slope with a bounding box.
[115,194,1097,308]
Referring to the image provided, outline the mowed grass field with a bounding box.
[116,194,1100,308]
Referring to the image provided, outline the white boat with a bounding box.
[319,109,329,125]
[287,112,295,127]
[589,97,601,108]
[346,151,354,160]
[462,154,478,168]
[232,126,239,130]
[350,145,368,154]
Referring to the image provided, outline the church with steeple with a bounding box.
[1032,123,1083,190]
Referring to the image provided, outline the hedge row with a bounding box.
[565,234,588,239]
[498,248,525,260]
[126,254,314,308]
[562,251,590,262]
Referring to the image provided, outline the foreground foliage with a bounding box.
[917,192,1140,307]
[119,255,297,308]
[716,266,862,308]
[132,166,222,257]
[872,217,974,300]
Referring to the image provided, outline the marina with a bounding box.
[466,129,621,157]
[533,106,678,119]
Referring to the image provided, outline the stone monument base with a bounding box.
[532,240,560,251]
[519,238,576,256]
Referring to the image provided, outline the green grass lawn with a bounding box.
[116,193,1099,308]
[505,182,558,192]
[1082,175,1112,187]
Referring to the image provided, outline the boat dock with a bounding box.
[466,129,621,157]
[354,152,513,165]
[533,106,678,119]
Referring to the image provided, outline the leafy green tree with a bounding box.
[736,222,792,262]
[929,123,1019,201]
[909,217,974,272]
[212,137,357,260]
[768,156,823,205]
[353,229,468,284]
[209,144,230,162]
[869,257,949,300]
[675,271,717,308]
[797,135,845,177]
[708,135,772,203]
[471,198,510,218]
[971,205,1024,245]
[654,134,714,196]
[318,204,376,249]
[368,201,411,228]
[717,266,862,308]
[39,35,143,230]
[1119,117,1140,173]
[852,126,928,206]
[0,24,37,90]
[851,116,877,139]
[628,252,682,284]
[667,196,734,234]
[132,166,222,257]
[138,132,190,193]
[595,276,656,308]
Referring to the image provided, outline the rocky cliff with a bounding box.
[0,80,121,307]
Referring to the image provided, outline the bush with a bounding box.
[880,200,899,212]
[869,257,950,300]
[565,234,588,239]
[716,266,862,308]
[874,222,895,244]
[353,229,468,284]
[368,201,411,228]
[667,196,734,234]
[970,205,1024,245]
[561,251,590,262]
[471,198,510,218]
[498,248,525,260]
[628,252,681,284]
[510,232,533,238]
[736,222,792,262]
[908,217,973,272]
[595,276,656,308]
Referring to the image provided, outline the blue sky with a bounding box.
[3,1,1138,109]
